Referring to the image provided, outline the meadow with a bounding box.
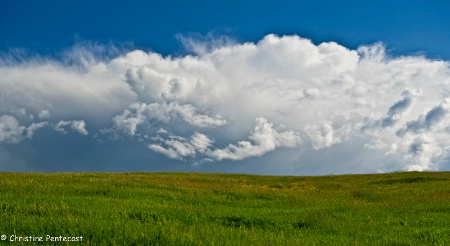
[0,171,449,245]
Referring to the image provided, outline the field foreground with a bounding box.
[1,171,450,245]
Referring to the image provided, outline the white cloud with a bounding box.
[71,120,89,135]
[0,115,25,143]
[26,122,48,139]
[54,120,89,135]
[2,34,450,174]
[109,102,226,136]
[149,118,300,162]
[177,32,236,56]
[190,132,213,152]
[308,123,335,149]
[207,117,301,161]
[0,55,135,124]
[387,134,444,171]
[54,121,71,134]
[148,132,209,160]
[38,110,51,119]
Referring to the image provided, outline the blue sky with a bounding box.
[2,0,449,58]
[1,1,450,174]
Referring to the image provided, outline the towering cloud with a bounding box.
[1,34,450,174]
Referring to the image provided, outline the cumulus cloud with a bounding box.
[387,134,444,171]
[0,116,48,143]
[0,115,25,143]
[54,120,89,135]
[149,117,300,161]
[26,122,48,139]
[305,121,358,150]
[207,117,301,161]
[38,110,51,119]
[148,131,213,160]
[108,102,226,136]
[2,34,450,174]
[381,88,422,128]
[397,98,450,136]
[70,120,89,135]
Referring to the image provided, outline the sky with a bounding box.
[1,0,450,175]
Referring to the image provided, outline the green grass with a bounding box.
[1,171,450,245]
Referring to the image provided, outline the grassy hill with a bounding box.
[1,171,449,245]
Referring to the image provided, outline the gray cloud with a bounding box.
[397,98,450,136]
[381,88,421,127]
[1,34,450,174]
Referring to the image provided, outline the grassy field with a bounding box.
[0,171,449,245]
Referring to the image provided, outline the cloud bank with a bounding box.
[1,34,450,174]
